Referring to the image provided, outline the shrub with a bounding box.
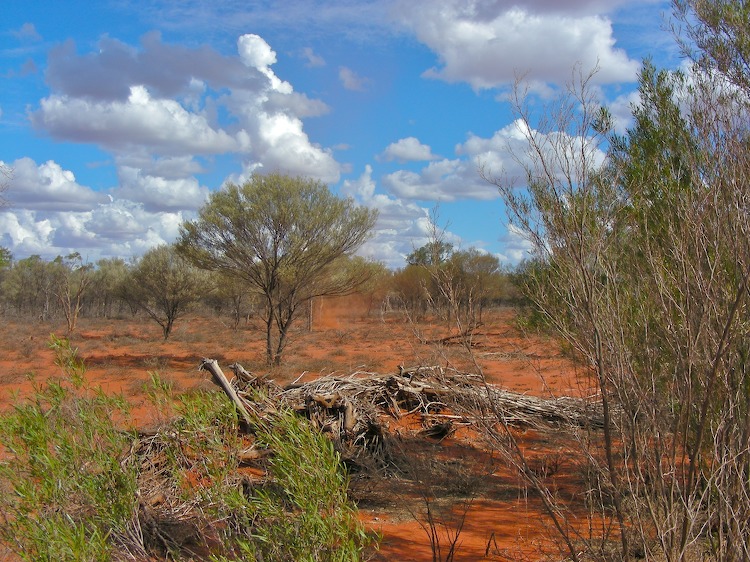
[0,338,373,561]
[0,336,140,561]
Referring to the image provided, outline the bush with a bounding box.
[0,340,373,561]
[0,336,139,561]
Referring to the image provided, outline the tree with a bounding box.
[203,269,258,330]
[52,252,93,334]
[448,248,504,322]
[406,240,453,267]
[0,248,11,269]
[121,245,208,340]
[674,0,750,95]
[390,264,431,319]
[1,255,60,320]
[178,173,378,365]
[87,258,130,318]
[487,39,750,562]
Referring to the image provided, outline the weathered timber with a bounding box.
[199,358,254,427]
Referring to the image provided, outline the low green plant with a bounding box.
[249,408,372,561]
[0,342,373,561]
[207,406,373,561]
[0,336,140,561]
[140,373,373,561]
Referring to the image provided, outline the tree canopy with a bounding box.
[177,173,378,365]
[120,245,208,340]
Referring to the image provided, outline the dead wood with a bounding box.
[199,359,604,470]
[425,322,484,346]
[199,358,254,427]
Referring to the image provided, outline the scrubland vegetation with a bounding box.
[2,1,750,560]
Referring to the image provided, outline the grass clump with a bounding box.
[245,408,372,561]
[0,338,373,561]
[0,335,139,561]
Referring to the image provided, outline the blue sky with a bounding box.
[1,0,676,268]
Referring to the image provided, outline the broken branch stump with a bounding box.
[199,358,254,427]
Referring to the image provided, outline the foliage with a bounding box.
[1,254,65,320]
[87,258,130,318]
[244,408,372,561]
[406,240,454,267]
[203,269,259,330]
[120,244,209,339]
[0,336,139,562]
[674,0,750,94]
[490,18,750,560]
[0,247,11,268]
[53,252,94,333]
[143,377,372,561]
[396,239,509,325]
[178,173,378,365]
[0,342,373,561]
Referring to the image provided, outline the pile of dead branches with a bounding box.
[200,360,604,470]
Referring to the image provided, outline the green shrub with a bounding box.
[0,336,139,561]
[248,408,372,561]
[0,341,373,561]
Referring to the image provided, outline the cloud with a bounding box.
[0,156,199,260]
[44,32,265,102]
[11,23,42,42]
[342,165,465,268]
[381,116,607,203]
[238,33,293,94]
[383,158,498,202]
[33,86,241,155]
[457,117,607,184]
[3,157,109,212]
[379,122,533,202]
[301,47,326,67]
[339,66,370,92]
[113,166,210,212]
[121,0,395,44]
[32,31,342,185]
[382,137,438,162]
[498,223,534,264]
[0,210,54,255]
[265,91,330,118]
[607,90,640,133]
[394,0,640,92]
[0,198,188,261]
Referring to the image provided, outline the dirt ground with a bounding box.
[0,297,584,561]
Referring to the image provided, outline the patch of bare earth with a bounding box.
[0,297,583,561]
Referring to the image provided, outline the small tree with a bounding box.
[1,255,59,320]
[204,269,258,330]
[121,245,207,339]
[52,252,93,334]
[484,48,750,562]
[0,248,11,268]
[178,173,378,365]
[87,258,130,318]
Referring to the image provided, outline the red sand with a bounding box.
[0,298,582,561]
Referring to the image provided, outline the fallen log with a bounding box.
[201,360,606,469]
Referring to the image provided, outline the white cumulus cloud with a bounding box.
[382,137,439,162]
[394,0,640,93]
[3,157,109,212]
[32,86,240,155]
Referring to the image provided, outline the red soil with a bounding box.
[0,297,582,561]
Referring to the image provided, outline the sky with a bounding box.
[0,0,678,269]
